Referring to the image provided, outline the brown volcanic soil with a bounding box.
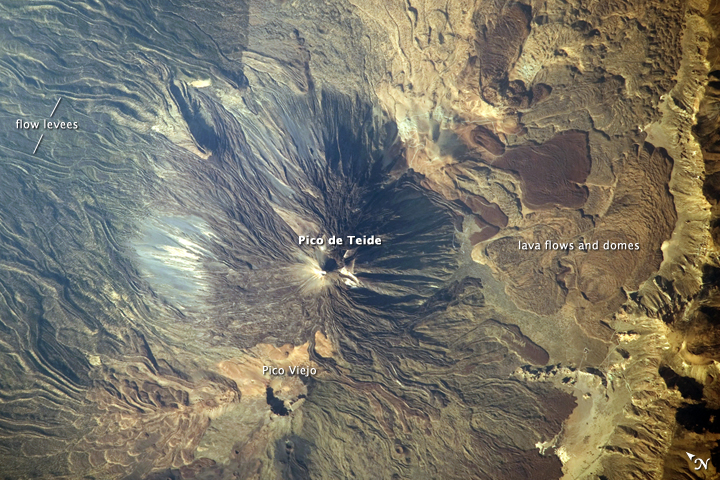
[483,142,675,337]
[489,130,591,210]
[476,2,533,107]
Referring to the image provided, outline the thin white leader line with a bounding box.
[49,97,62,118]
[32,134,44,155]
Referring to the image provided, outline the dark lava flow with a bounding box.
[0,2,577,478]
[133,81,575,479]
[267,387,290,416]
[0,66,577,480]
[156,83,463,357]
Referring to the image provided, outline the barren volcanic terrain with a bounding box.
[1,0,720,479]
